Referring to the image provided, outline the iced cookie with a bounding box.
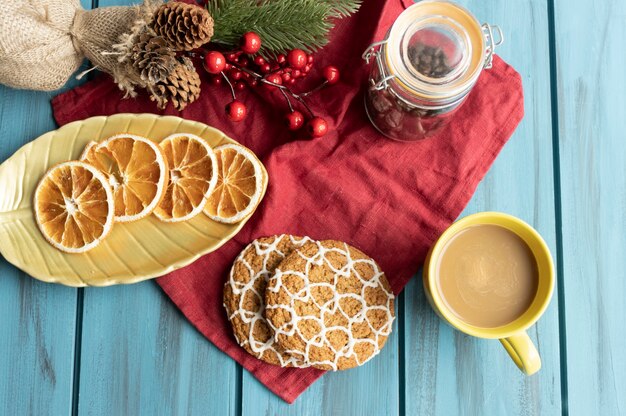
[224,235,312,367]
[264,240,395,371]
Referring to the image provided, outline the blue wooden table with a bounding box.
[1,0,625,414]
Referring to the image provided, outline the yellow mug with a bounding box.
[422,212,554,375]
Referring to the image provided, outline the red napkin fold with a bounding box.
[52,0,523,403]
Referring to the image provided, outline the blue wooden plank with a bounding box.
[73,4,236,414]
[552,0,626,413]
[76,282,239,416]
[402,0,562,414]
[0,1,92,414]
[241,317,399,415]
[0,243,77,416]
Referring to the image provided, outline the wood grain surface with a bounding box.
[553,0,626,414]
[0,1,91,414]
[403,1,562,414]
[1,0,625,414]
[71,1,239,415]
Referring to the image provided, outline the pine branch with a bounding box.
[206,0,361,55]
[324,0,361,17]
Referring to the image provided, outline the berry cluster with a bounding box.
[200,32,340,138]
[204,48,314,91]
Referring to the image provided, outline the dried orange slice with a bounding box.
[204,144,264,224]
[153,133,218,222]
[81,134,168,223]
[34,161,114,253]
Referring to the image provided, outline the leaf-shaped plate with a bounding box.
[0,114,267,287]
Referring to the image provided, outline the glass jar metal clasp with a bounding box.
[362,40,395,91]
[482,24,504,69]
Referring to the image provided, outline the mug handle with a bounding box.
[499,331,541,375]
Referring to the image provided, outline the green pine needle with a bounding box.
[324,0,362,17]
[206,0,361,55]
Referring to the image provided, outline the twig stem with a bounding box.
[220,71,236,100]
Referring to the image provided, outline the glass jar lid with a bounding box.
[385,1,485,104]
[404,17,470,83]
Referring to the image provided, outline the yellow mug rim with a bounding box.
[425,212,555,339]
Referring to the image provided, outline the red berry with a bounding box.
[260,63,271,73]
[284,111,304,131]
[229,69,242,81]
[253,56,265,66]
[265,73,282,85]
[306,117,328,138]
[288,78,296,85]
[270,63,281,72]
[238,56,249,67]
[307,54,314,64]
[304,64,312,73]
[224,63,232,71]
[282,73,292,82]
[322,65,340,84]
[204,51,226,74]
[226,53,238,62]
[287,49,307,69]
[240,32,262,54]
[292,69,301,78]
[248,79,258,87]
[277,54,287,65]
[226,100,247,122]
[235,81,246,91]
[210,76,222,86]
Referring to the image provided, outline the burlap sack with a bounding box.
[0,0,160,92]
[0,0,83,90]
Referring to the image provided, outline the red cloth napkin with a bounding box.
[52,0,523,404]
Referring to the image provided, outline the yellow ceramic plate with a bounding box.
[0,114,267,287]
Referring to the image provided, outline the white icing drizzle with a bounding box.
[224,234,312,367]
[266,241,395,371]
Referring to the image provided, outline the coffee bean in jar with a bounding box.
[408,43,454,78]
[363,1,503,141]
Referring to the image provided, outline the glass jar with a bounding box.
[363,1,503,141]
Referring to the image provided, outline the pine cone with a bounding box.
[130,32,177,84]
[152,2,214,51]
[151,57,201,111]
